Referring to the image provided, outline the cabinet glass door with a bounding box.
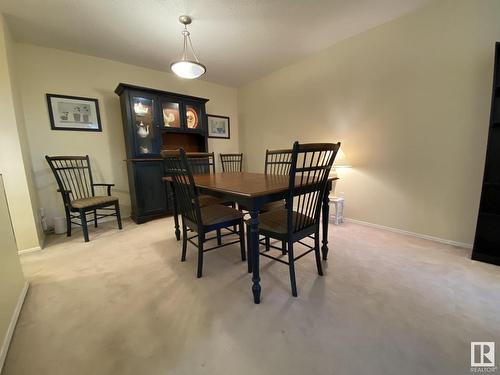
[185,103,202,130]
[161,100,181,129]
[131,95,157,155]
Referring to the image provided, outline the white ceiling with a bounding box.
[1,0,429,87]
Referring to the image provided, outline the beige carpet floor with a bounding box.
[3,217,500,375]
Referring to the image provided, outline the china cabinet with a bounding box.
[115,83,209,223]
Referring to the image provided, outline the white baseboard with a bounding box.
[18,246,41,255]
[0,281,29,372]
[341,217,473,249]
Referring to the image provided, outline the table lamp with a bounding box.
[333,147,351,169]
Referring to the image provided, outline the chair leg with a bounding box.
[80,210,89,242]
[197,233,204,278]
[181,223,187,262]
[216,229,222,245]
[65,207,71,237]
[287,240,298,297]
[314,231,323,276]
[231,203,237,232]
[281,240,286,255]
[265,236,270,251]
[115,203,123,230]
[246,223,252,273]
[239,221,246,261]
[93,209,98,228]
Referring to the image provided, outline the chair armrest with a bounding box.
[57,189,72,205]
[92,183,115,196]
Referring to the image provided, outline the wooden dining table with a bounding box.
[164,172,337,304]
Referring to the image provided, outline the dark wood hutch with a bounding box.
[115,83,209,223]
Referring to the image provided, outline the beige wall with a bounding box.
[14,44,240,225]
[0,175,26,368]
[0,15,43,251]
[239,0,500,245]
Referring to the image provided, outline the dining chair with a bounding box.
[265,148,293,175]
[184,152,223,207]
[168,151,235,243]
[163,149,246,278]
[220,153,243,172]
[259,148,293,252]
[247,141,340,296]
[45,155,122,242]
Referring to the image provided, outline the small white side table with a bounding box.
[331,196,344,225]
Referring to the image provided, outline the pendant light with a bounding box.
[170,15,206,79]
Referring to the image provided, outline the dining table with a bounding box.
[164,172,337,304]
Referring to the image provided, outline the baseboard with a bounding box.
[0,281,29,373]
[342,217,473,249]
[17,246,41,255]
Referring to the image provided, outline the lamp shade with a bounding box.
[333,147,351,168]
[170,60,206,79]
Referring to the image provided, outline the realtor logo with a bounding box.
[471,342,495,369]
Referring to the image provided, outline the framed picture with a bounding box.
[207,114,230,139]
[46,94,102,132]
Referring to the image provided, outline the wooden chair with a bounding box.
[220,153,243,172]
[261,148,293,213]
[265,148,293,175]
[184,152,223,207]
[163,149,246,278]
[167,151,233,242]
[45,155,122,242]
[247,142,340,296]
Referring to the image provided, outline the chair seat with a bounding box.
[257,208,314,234]
[201,204,244,226]
[71,195,118,209]
[198,194,225,207]
[261,200,285,212]
[240,199,285,213]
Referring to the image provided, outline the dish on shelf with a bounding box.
[134,102,149,116]
[186,107,198,129]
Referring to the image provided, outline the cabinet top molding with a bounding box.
[114,83,209,103]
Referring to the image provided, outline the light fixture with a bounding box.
[333,147,351,168]
[170,15,206,79]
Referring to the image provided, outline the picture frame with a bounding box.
[46,94,102,132]
[207,114,230,139]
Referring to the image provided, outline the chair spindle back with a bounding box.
[220,153,243,172]
[162,149,202,226]
[45,155,95,203]
[186,152,216,175]
[287,142,340,233]
[265,149,293,175]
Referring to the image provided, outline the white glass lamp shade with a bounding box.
[333,147,351,168]
[170,60,206,79]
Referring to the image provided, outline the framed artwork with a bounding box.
[46,94,102,132]
[207,114,230,139]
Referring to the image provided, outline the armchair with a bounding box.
[46,155,122,242]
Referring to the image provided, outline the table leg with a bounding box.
[321,180,332,260]
[249,208,261,304]
[171,181,181,241]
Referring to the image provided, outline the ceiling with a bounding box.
[1,0,429,87]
